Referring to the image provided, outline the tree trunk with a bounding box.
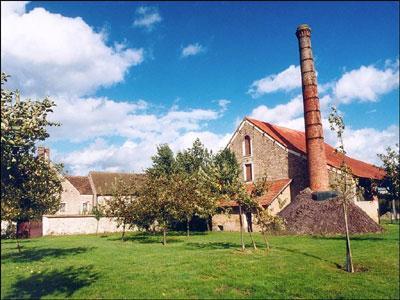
[246,213,257,250]
[238,205,245,251]
[163,225,167,246]
[256,210,269,251]
[392,199,397,222]
[343,202,354,273]
[186,217,190,237]
[248,230,257,250]
[96,220,99,236]
[121,223,126,241]
[16,236,21,253]
[206,215,211,231]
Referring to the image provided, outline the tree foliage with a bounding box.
[247,176,285,251]
[141,144,182,244]
[176,139,215,235]
[377,144,399,221]
[91,204,105,235]
[1,73,63,227]
[106,177,141,240]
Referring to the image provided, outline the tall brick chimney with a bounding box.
[296,24,330,192]
[37,146,50,162]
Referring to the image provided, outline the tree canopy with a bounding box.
[1,73,63,225]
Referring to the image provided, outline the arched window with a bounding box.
[244,136,251,156]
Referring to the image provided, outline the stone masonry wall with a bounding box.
[228,121,309,200]
[42,215,134,236]
[229,121,289,181]
[213,184,291,232]
[59,179,94,215]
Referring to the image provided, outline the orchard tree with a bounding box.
[107,177,142,241]
[176,138,212,236]
[1,73,63,251]
[213,148,249,251]
[251,177,285,251]
[141,174,184,245]
[377,144,399,222]
[143,144,180,245]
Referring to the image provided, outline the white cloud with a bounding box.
[48,97,150,142]
[248,65,301,98]
[326,125,399,165]
[249,94,398,165]
[1,1,28,18]
[250,94,303,124]
[181,43,205,58]
[1,2,144,97]
[57,127,230,176]
[133,6,161,30]
[60,129,231,175]
[49,96,221,142]
[218,99,231,112]
[334,62,399,103]
[47,96,230,174]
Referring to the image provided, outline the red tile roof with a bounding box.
[220,178,292,207]
[245,117,385,180]
[65,176,93,195]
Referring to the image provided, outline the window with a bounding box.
[245,164,253,182]
[244,136,251,156]
[82,203,88,213]
[60,203,66,212]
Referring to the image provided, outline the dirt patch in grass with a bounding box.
[279,189,383,235]
[336,264,369,273]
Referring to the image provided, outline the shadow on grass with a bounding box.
[186,242,241,250]
[106,233,183,244]
[1,247,95,263]
[274,246,342,269]
[1,239,36,245]
[311,235,389,241]
[5,265,99,299]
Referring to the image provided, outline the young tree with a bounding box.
[1,73,63,252]
[91,205,104,236]
[377,144,399,222]
[329,106,357,273]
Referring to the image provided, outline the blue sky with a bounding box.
[2,1,399,174]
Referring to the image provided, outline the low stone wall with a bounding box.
[212,212,248,232]
[1,220,16,236]
[42,215,134,236]
[354,200,379,223]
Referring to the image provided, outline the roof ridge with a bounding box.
[244,117,385,179]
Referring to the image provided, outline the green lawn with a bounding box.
[1,224,399,299]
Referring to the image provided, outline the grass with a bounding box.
[1,224,399,299]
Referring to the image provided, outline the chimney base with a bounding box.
[311,191,339,201]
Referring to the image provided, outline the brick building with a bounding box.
[212,24,385,232]
[211,116,384,231]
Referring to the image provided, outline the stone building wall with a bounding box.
[229,121,289,181]
[228,120,309,200]
[58,179,94,215]
[212,184,291,232]
[42,215,134,236]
